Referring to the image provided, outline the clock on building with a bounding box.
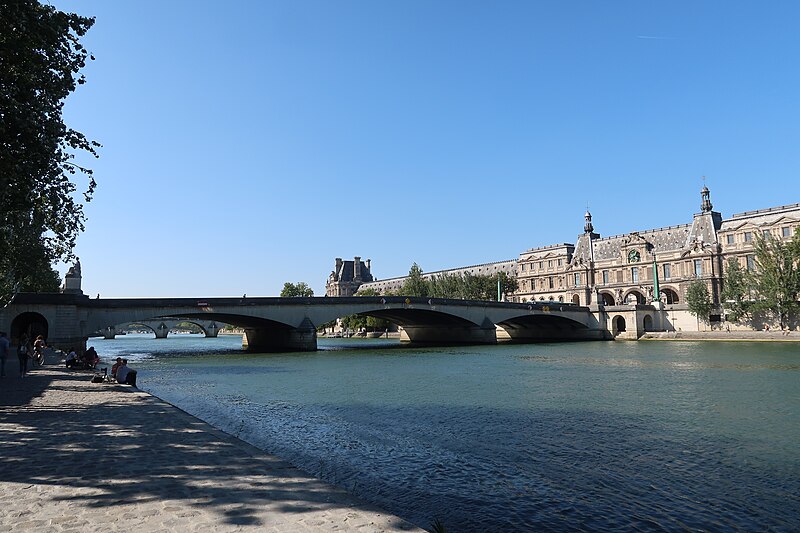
[627,249,640,263]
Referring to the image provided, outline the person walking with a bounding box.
[17,334,31,377]
[0,332,9,377]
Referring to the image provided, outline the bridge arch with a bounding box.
[10,312,48,345]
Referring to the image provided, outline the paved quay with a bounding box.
[0,360,425,533]
[641,329,800,341]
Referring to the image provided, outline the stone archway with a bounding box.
[11,312,49,344]
[624,290,645,305]
[613,315,626,335]
[600,292,615,306]
[662,288,679,304]
[643,314,653,332]
[572,294,580,305]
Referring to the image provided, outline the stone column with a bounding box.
[204,321,220,338]
[154,322,169,339]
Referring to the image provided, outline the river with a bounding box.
[94,334,800,532]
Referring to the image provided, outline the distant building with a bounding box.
[324,187,800,331]
[357,260,517,295]
[325,257,374,297]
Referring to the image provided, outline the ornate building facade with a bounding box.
[326,188,800,331]
[325,257,374,297]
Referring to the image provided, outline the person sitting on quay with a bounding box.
[111,357,122,379]
[65,348,80,369]
[115,359,137,386]
[84,346,99,369]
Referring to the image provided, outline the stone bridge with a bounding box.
[0,293,617,352]
[100,319,222,339]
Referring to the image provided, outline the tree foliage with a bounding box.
[747,235,800,328]
[686,280,712,324]
[1,1,99,302]
[280,282,314,297]
[721,257,751,323]
[401,263,429,297]
[399,263,518,301]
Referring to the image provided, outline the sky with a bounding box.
[54,0,800,298]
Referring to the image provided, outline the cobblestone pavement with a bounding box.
[0,360,424,533]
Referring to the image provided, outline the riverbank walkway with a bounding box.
[0,359,424,532]
[642,329,800,341]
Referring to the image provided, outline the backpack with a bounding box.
[19,344,28,355]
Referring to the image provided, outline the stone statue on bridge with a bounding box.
[61,259,82,294]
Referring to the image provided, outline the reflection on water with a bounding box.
[96,335,800,531]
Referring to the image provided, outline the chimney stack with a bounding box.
[354,256,362,280]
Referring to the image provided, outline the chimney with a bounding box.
[335,258,343,275]
[354,256,362,280]
[365,259,371,272]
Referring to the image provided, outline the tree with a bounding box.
[497,272,519,301]
[686,280,712,327]
[401,263,429,297]
[348,287,390,331]
[748,235,800,329]
[280,282,314,297]
[721,258,751,324]
[1,1,99,302]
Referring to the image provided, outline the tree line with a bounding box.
[686,231,800,329]
[391,263,519,301]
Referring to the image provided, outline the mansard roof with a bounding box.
[571,223,693,264]
[335,260,374,283]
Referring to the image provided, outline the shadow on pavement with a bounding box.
[0,367,419,530]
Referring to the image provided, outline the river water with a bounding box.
[95,334,800,532]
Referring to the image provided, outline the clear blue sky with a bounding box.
[56,0,800,297]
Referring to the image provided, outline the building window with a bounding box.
[746,255,755,271]
[783,227,792,238]
[726,234,734,245]
[548,260,553,268]
[663,264,671,279]
[521,264,526,272]
[602,270,609,284]
[631,267,639,283]
[548,277,554,289]
[694,259,703,277]
[539,261,543,269]
[763,229,771,239]
[574,273,581,286]
[744,232,753,242]
[558,259,563,266]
